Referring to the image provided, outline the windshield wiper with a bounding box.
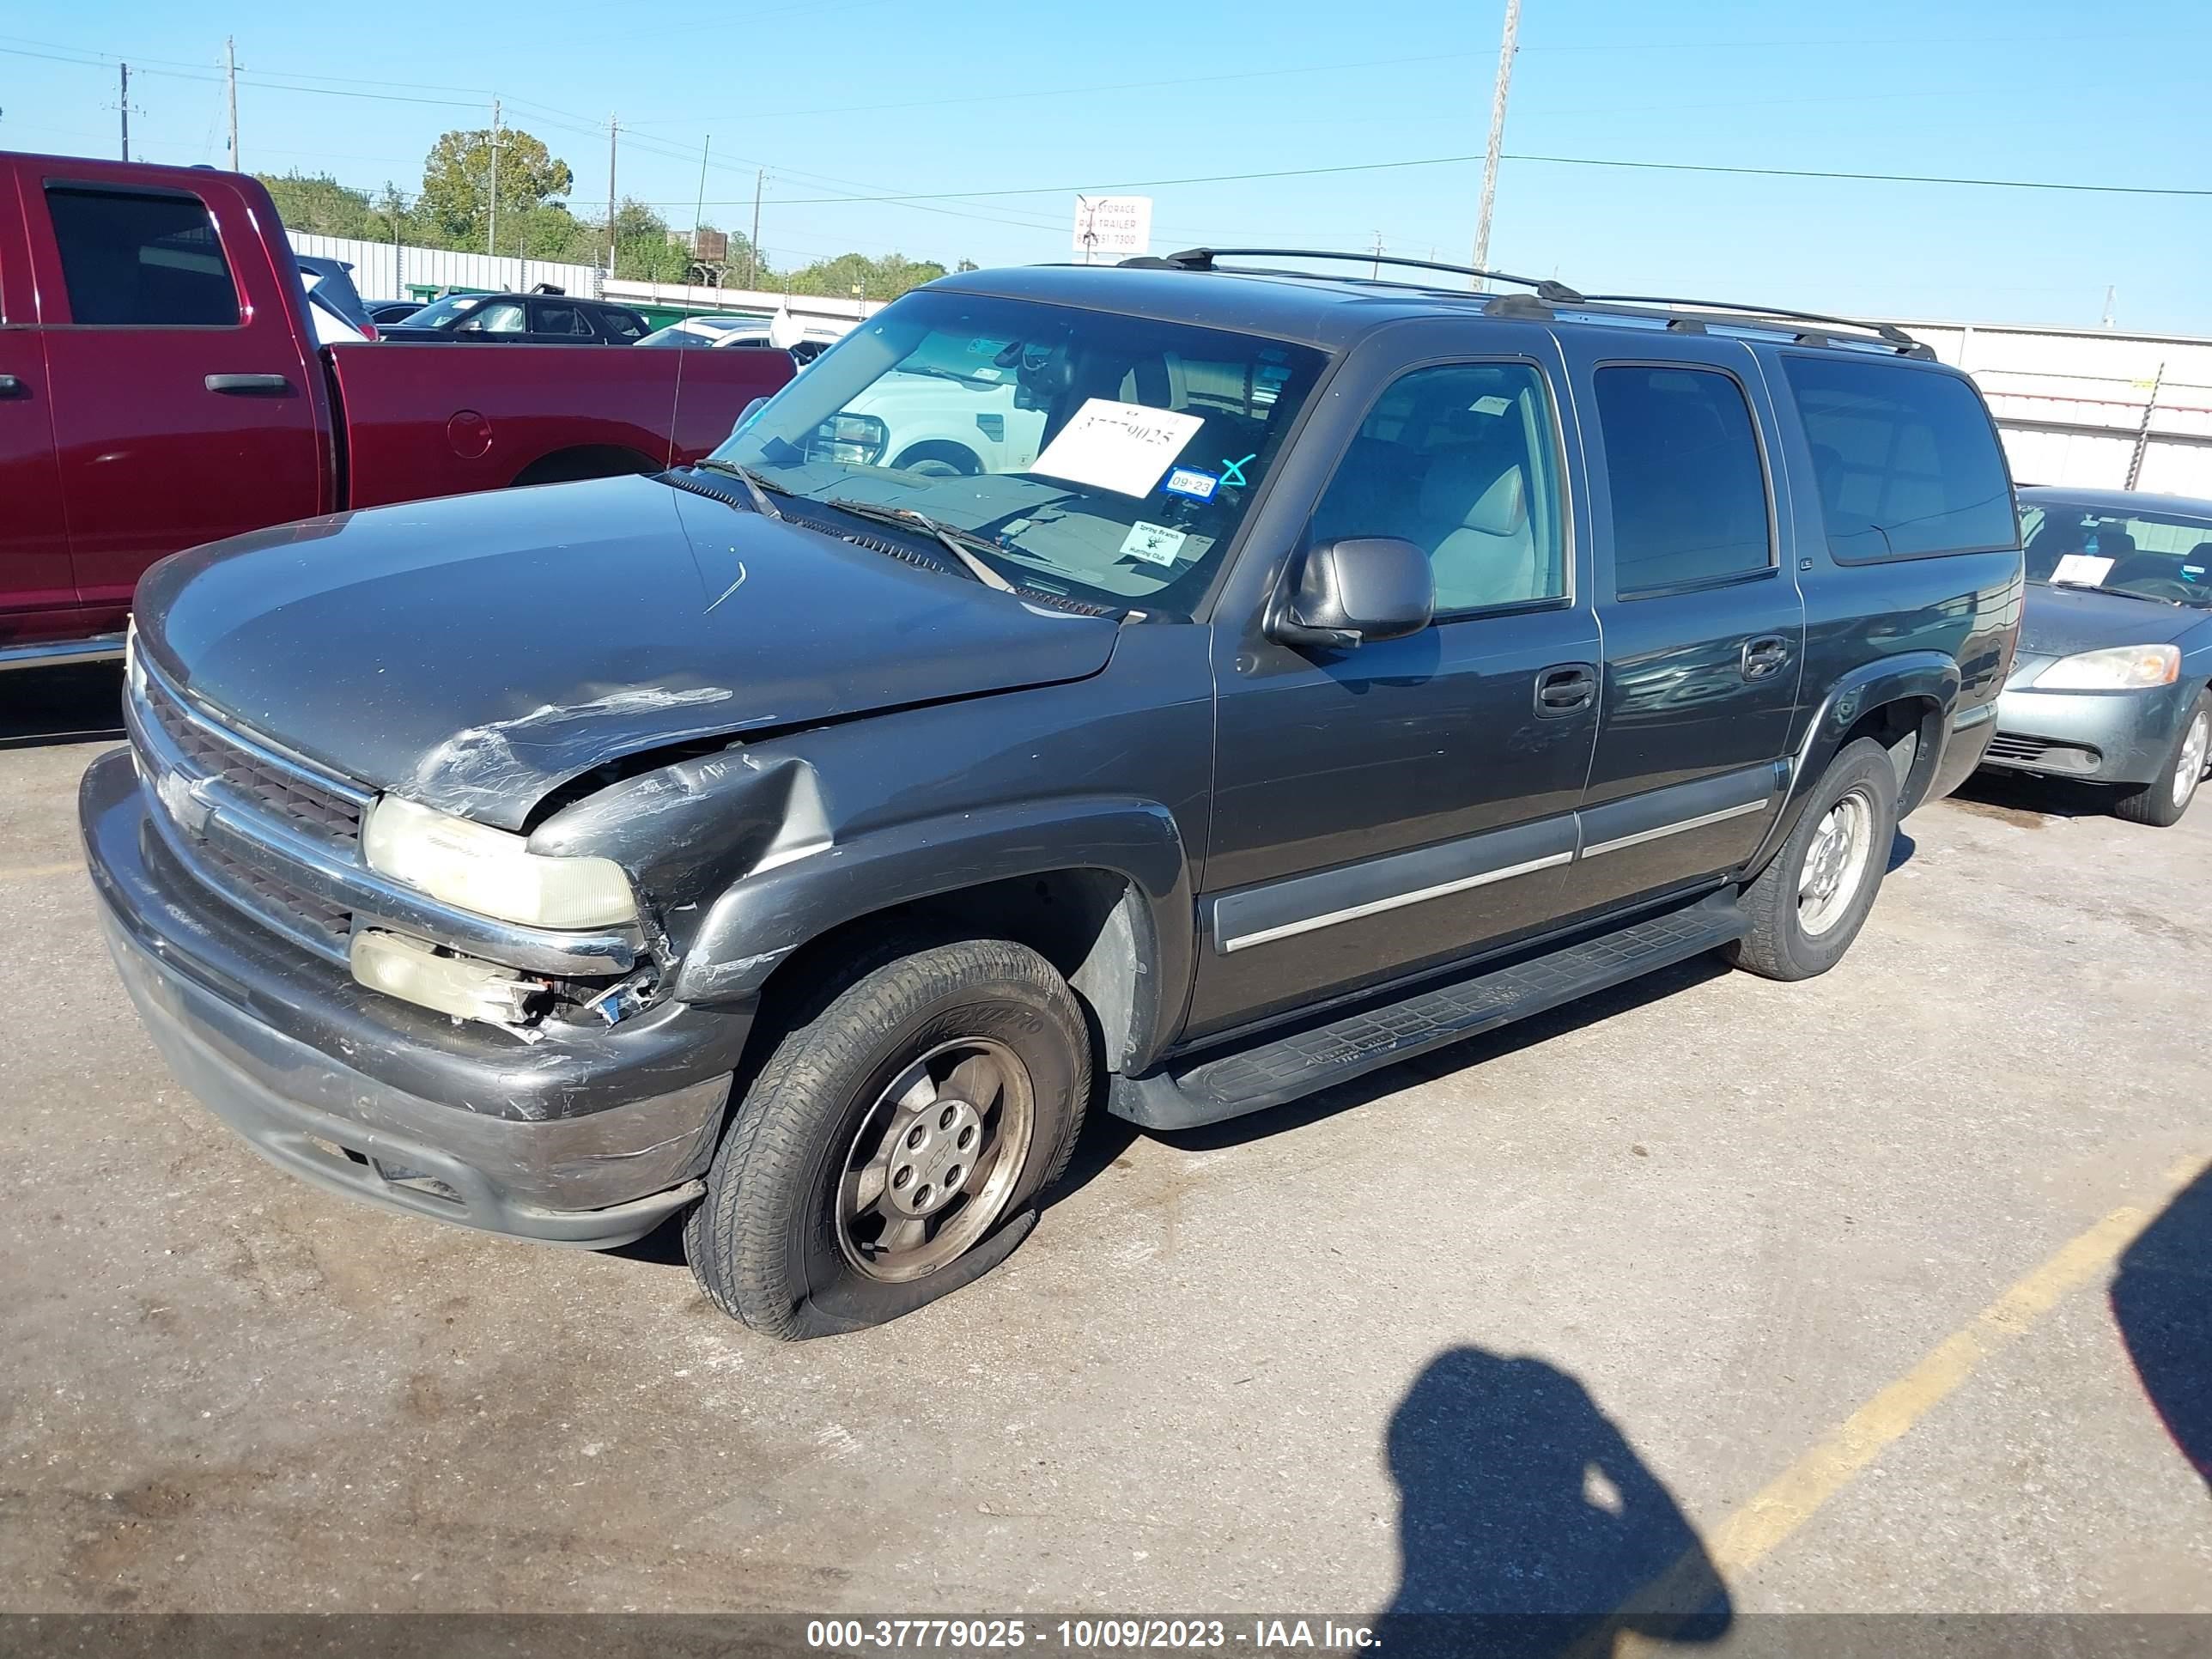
[824,498,1016,592]
[692,459,791,520]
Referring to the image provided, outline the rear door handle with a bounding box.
[204,372,292,394]
[1741,635,1790,680]
[0,374,25,397]
[1534,661,1598,718]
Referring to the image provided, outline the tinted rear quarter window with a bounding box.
[1784,356,2015,562]
[46,185,240,325]
[1594,365,1772,594]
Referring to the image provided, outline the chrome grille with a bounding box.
[195,837,356,950]
[137,663,367,848]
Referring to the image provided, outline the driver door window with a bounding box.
[1310,361,1566,616]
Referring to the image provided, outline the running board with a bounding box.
[1112,890,1747,1131]
[0,632,127,674]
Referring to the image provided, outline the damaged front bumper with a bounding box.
[81,749,750,1249]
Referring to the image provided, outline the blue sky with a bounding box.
[4,0,2208,331]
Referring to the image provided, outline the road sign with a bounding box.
[1073,195,1152,262]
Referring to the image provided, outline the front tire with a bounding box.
[684,939,1089,1340]
[1728,737,1899,982]
[2112,693,2209,828]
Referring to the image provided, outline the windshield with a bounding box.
[398,294,486,328]
[2021,499,2212,607]
[708,289,1329,614]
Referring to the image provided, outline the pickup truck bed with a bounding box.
[0,151,792,667]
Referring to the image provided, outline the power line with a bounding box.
[731,151,2212,207]
[1500,152,2212,199]
[628,46,1493,127]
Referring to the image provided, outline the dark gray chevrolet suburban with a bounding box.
[82,252,2025,1338]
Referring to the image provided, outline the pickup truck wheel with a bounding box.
[684,939,1089,1340]
[1727,737,1899,982]
[890,442,981,477]
[2112,694,2209,828]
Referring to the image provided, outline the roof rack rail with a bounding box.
[1125,246,1584,305]
[1577,292,1918,348]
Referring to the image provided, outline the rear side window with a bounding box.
[1784,356,2016,562]
[534,301,598,337]
[1594,365,1772,594]
[604,308,648,342]
[45,185,240,325]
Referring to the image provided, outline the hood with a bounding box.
[137,474,1119,829]
[2020,583,2211,657]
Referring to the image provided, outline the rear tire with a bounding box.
[1728,738,1899,982]
[684,939,1089,1340]
[2112,694,2209,828]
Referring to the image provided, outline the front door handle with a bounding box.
[0,374,25,397]
[1741,635,1790,681]
[1534,661,1598,719]
[204,372,293,395]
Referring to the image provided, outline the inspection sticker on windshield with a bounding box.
[2051,553,2114,586]
[1031,398,1205,496]
[1164,466,1219,502]
[1120,520,1189,567]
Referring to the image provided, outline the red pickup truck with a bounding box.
[0,152,793,670]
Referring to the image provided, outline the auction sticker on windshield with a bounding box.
[2052,553,2114,586]
[1031,399,1205,496]
[1119,520,1189,566]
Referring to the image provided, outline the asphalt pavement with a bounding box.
[2,665,2206,1633]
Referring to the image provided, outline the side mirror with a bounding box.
[729,396,769,442]
[1270,538,1433,650]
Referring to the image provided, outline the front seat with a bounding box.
[1421,453,1536,611]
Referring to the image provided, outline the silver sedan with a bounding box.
[1985,486,2212,827]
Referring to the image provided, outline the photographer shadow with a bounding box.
[1376,1346,1734,1659]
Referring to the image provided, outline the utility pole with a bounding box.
[388,186,404,298]
[692,134,711,279]
[1370,232,1384,280]
[2101,284,2117,329]
[605,114,619,278]
[118,63,129,161]
[486,96,501,259]
[225,38,239,171]
[1471,0,1523,289]
[747,168,764,290]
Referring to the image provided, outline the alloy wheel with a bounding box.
[836,1036,1035,1283]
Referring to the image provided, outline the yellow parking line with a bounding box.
[1619,1157,2205,1631]
[0,861,82,882]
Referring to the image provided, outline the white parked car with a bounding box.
[637,313,767,349]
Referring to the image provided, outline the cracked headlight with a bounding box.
[363,794,637,928]
[2031,644,2181,691]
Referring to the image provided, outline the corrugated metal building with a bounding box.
[1898,319,2212,499]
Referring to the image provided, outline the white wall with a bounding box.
[1898,319,2212,499]
[287,231,602,303]
[284,234,886,344]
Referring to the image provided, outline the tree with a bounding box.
[257,173,381,240]
[778,251,948,301]
[416,126,574,247]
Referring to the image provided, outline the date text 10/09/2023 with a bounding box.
[805,1620,1380,1652]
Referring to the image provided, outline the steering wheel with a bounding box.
[2121,578,2200,605]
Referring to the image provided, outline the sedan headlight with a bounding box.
[363,794,637,928]
[2031,644,2181,691]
